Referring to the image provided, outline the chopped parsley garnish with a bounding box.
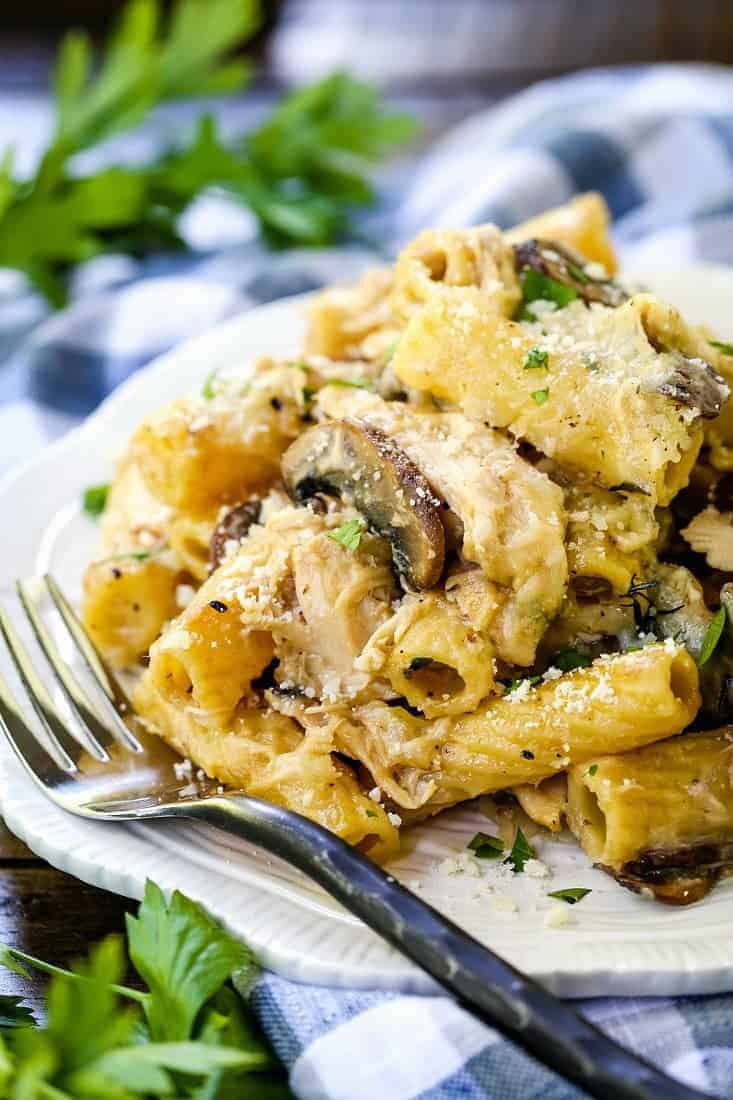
[201,367,221,399]
[698,606,727,667]
[302,386,317,402]
[548,887,592,905]
[328,377,375,390]
[587,764,598,777]
[553,648,591,672]
[468,832,505,859]
[328,518,364,552]
[82,482,109,518]
[506,675,542,693]
[504,826,535,873]
[711,339,733,356]
[365,810,378,818]
[531,388,549,406]
[518,270,578,320]
[524,346,549,370]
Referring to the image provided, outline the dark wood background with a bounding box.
[0,0,732,1012]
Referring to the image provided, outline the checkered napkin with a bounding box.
[3,63,733,1098]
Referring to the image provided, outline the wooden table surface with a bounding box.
[0,819,136,1014]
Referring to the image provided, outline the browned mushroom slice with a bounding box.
[281,419,446,590]
[644,355,728,420]
[602,842,733,905]
[514,237,628,307]
[209,498,262,570]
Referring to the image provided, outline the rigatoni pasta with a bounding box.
[566,729,733,904]
[83,193,733,895]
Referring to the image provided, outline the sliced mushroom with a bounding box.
[644,355,728,419]
[603,842,733,905]
[514,237,628,307]
[209,498,262,570]
[281,419,446,589]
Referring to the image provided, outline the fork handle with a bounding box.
[183,795,711,1100]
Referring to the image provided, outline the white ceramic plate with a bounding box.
[1,268,733,999]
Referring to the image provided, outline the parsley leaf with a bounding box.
[82,482,110,518]
[698,606,727,667]
[0,2,416,305]
[126,880,254,1042]
[0,881,291,1096]
[468,832,505,859]
[711,339,733,356]
[587,763,598,777]
[327,377,375,390]
[202,367,221,399]
[518,269,578,320]
[531,388,550,406]
[0,996,34,1030]
[328,518,364,552]
[506,675,542,693]
[504,826,535,873]
[553,648,591,672]
[548,888,592,905]
[524,346,549,370]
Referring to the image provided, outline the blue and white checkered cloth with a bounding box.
[3,62,733,1099]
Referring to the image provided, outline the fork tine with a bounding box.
[43,575,142,753]
[0,669,71,788]
[16,580,111,762]
[0,603,82,771]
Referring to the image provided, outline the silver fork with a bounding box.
[0,575,713,1100]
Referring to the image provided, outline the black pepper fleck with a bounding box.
[270,397,282,410]
[521,749,535,760]
[209,599,228,613]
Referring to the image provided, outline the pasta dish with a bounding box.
[82,194,733,907]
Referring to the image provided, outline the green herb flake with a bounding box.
[328,518,364,552]
[518,269,578,321]
[302,386,317,402]
[553,648,591,672]
[82,482,109,518]
[201,367,220,399]
[365,810,378,819]
[524,346,549,370]
[504,826,535,873]
[506,675,542,693]
[587,764,598,777]
[698,606,727,667]
[467,832,505,859]
[327,377,375,390]
[548,887,592,905]
[711,339,733,356]
[531,388,550,406]
[383,340,399,363]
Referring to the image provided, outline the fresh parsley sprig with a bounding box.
[0,880,292,1097]
[0,0,417,306]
